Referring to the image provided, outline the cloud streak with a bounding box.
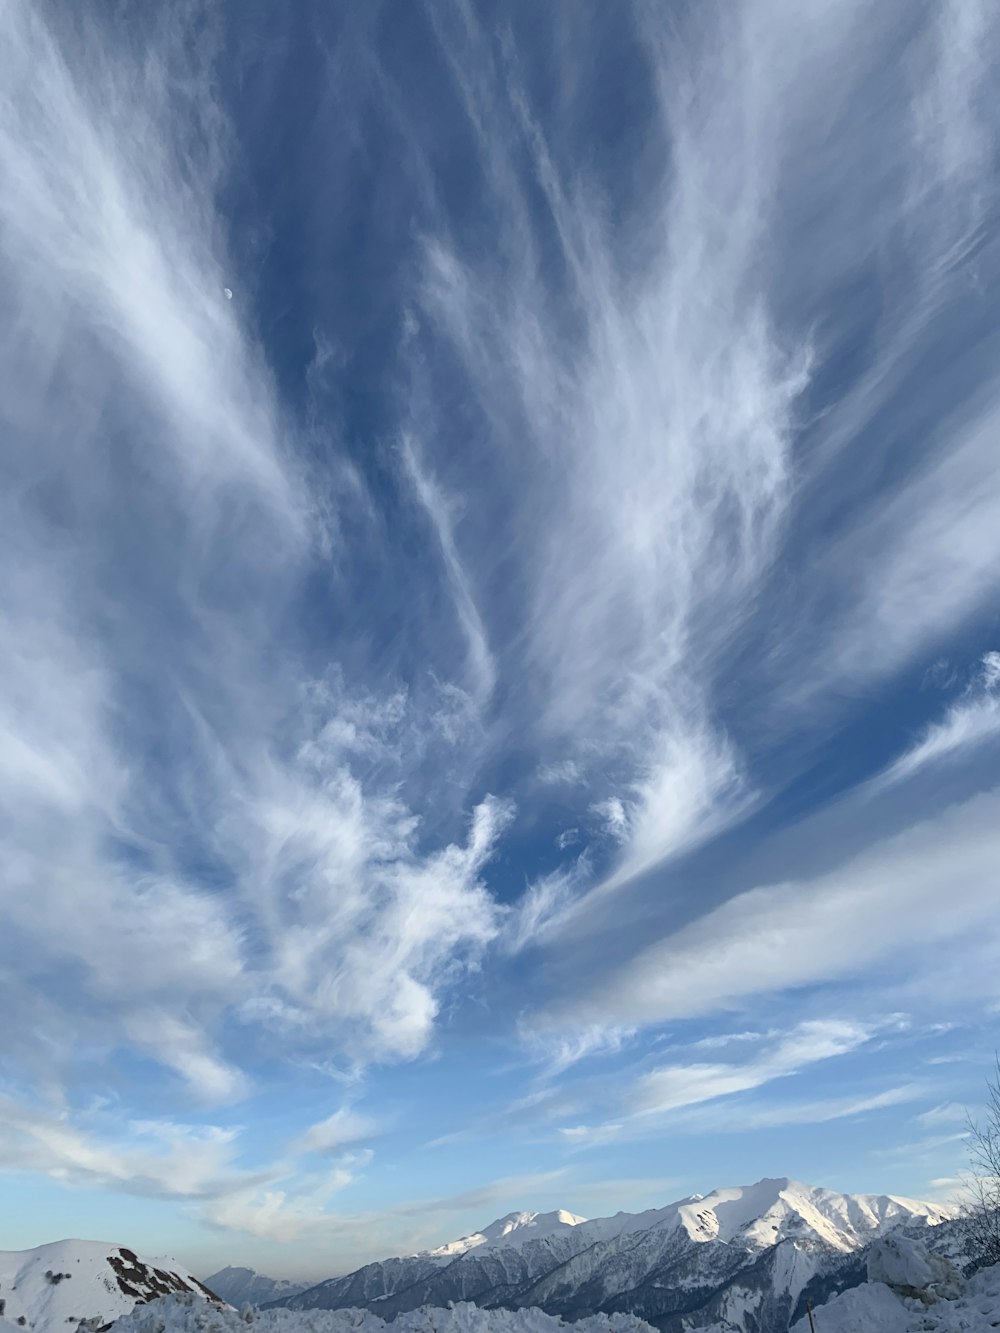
[550,789,1000,1031]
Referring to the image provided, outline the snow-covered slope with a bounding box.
[422,1213,587,1261]
[203,1270,310,1309]
[276,1179,954,1331]
[788,1235,999,1333]
[110,1293,654,1333]
[0,1240,219,1333]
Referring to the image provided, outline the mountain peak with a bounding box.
[673,1178,954,1252]
[422,1208,587,1259]
[0,1238,217,1333]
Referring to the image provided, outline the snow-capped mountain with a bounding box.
[422,1212,587,1261]
[0,1240,220,1333]
[272,1179,955,1331]
[202,1270,310,1310]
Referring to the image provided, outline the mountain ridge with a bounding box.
[267,1178,955,1332]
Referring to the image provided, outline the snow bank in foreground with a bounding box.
[110,1295,655,1333]
[866,1232,965,1299]
[789,1246,1000,1333]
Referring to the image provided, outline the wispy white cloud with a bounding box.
[873,651,1000,789]
[0,1095,245,1201]
[552,1024,920,1148]
[398,435,497,705]
[546,788,1000,1032]
[731,1086,922,1130]
[917,1103,969,1127]
[294,1108,382,1157]
[0,0,515,1128]
[520,1022,636,1080]
[558,1123,623,1149]
[0,1090,379,1245]
[408,0,814,901]
[630,1020,873,1115]
[501,867,581,957]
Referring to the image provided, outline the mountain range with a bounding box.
[4,1179,960,1333]
[256,1178,957,1332]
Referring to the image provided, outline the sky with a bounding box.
[1,0,1000,1284]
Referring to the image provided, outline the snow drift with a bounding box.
[112,1295,654,1333]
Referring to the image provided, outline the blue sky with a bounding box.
[1,0,1000,1282]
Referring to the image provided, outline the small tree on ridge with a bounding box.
[965,1055,1000,1267]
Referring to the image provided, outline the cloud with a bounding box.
[0,1095,245,1201]
[0,0,304,528]
[390,1169,572,1220]
[630,1020,872,1115]
[202,1168,363,1244]
[0,0,516,1131]
[875,1130,970,1161]
[727,1087,922,1130]
[294,1108,380,1156]
[0,1090,378,1245]
[538,761,582,787]
[873,651,1000,789]
[551,789,1000,1030]
[398,436,496,705]
[558,1123,623,1149]
[124,1011,250,1105]
[917,1103,970,1127]
[406,0,813,904]
[501,868,581,956]
[521,1023,636,1079]
[4,0,1000,1250]
[551,1028,922,1149]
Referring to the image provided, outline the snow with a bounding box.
[412,1179,952,1269]
[110,1294,654,1333]
[791,1282,912,1333]
[279,1176,957,1328]
[673,1178,954,1252]
[0,1240,216,1333]
[422,1214,587,1261]
[790,1246,1000,1333]
[866,1233,965,1298]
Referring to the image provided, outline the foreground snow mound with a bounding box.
[110,1294,654,1333]
[790,1282,911,1332]
[866,1233,965,1300]
[0,1241,217,1333]
[790,1254,1000,1333]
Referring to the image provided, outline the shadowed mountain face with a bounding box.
[201,1270,310,1310]
[267,1180,955,1332]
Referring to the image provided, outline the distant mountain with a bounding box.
[271,1178,956,1332]
[201,1269,310,1309]
[420,1211,587,1261]
[0,1239,219,1333]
